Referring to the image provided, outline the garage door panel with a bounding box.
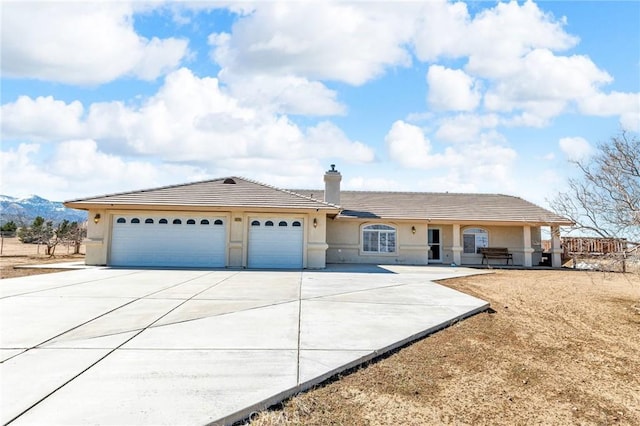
[248,218,303,269]
[110,216,226,268]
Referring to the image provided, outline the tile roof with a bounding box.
[64,176,571,225]
[292,190,572,225]
[64,177,339,211]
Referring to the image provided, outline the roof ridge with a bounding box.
[291,188,522,198]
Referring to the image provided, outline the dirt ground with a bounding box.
[251,269,640,426]
[0,237,85,279]
[2,238,638,425]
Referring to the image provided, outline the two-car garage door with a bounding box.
[110,215,226,268]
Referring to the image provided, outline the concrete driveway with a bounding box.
[1,265,489,425]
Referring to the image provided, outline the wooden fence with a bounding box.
[542,237,628,255]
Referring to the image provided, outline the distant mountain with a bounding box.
[0,195,87,224]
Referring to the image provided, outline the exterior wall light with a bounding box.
[313,218,318,228]
[93,213,101,224]
[411,225,416,234]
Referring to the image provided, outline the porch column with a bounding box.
[551,225,562,267]
[452,224,462,265]
[522,225,533,267]
[425,222,430,264]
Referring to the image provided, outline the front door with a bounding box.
[428,228,442,263]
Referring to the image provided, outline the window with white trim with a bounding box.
[463,228,489,254]
[362,224,396,253]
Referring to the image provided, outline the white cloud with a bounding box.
[412,2,614,127]
[435,114,500,143]
[385,120,518,193]
[1,96,84,141]
[304,122,374,163]
[385,120,433,169]
[209,2,415,85]
[461,1,578,79]
[483,49,612,121]
[411,1,470,61]
[220,73,346,116]
[578,91,640,132]
[0,140,208,201]
[413,1,577,72]
[426,66,480,111]
[559,137,593,161]
[1,2,188,84]
[2,68,374,189]
[0,144,67,196]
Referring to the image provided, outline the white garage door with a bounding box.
[248,218,303,268]
[110,215,226,267]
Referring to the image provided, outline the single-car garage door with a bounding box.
[110,215,226,267]
[248,218,303,268]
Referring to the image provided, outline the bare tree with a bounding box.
[550,132,639,244]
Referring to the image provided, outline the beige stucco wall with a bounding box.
[83,209,328,269]
[326,220,428,265]
[84,209,108,265]
[325,221,543,267]
[458,225,542,266]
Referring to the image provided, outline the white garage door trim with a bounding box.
[110,214,227,268]
[248,218,304,269]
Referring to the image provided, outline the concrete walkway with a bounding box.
[1,265,489,425]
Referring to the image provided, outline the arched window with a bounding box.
[362,224,396,253]
[214,219,223,225]
[131,218,140,224]
[463,228,489,254]
[279,221,288,227]
[186,219,196,225]
[292,221,301,227]
[116,218,126,224]
[200,219,210,225]
[265,221,274,227]
[251,220,260,226]
[159,219,168,224]
[173,219,182,225]
[145,218,154,224]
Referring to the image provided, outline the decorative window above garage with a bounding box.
[362,224,396,253]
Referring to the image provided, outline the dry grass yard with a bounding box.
[251,270,640,426]
[0,237,84,279]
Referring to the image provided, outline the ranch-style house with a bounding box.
[65,166,572,269]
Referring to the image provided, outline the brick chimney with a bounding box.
[324,164,341,205]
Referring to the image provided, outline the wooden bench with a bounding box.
[480,247,513,265]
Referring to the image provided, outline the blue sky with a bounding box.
[1,0,639,208]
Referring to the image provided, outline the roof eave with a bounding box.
[333,214,574,226]
[63,201,340,213]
